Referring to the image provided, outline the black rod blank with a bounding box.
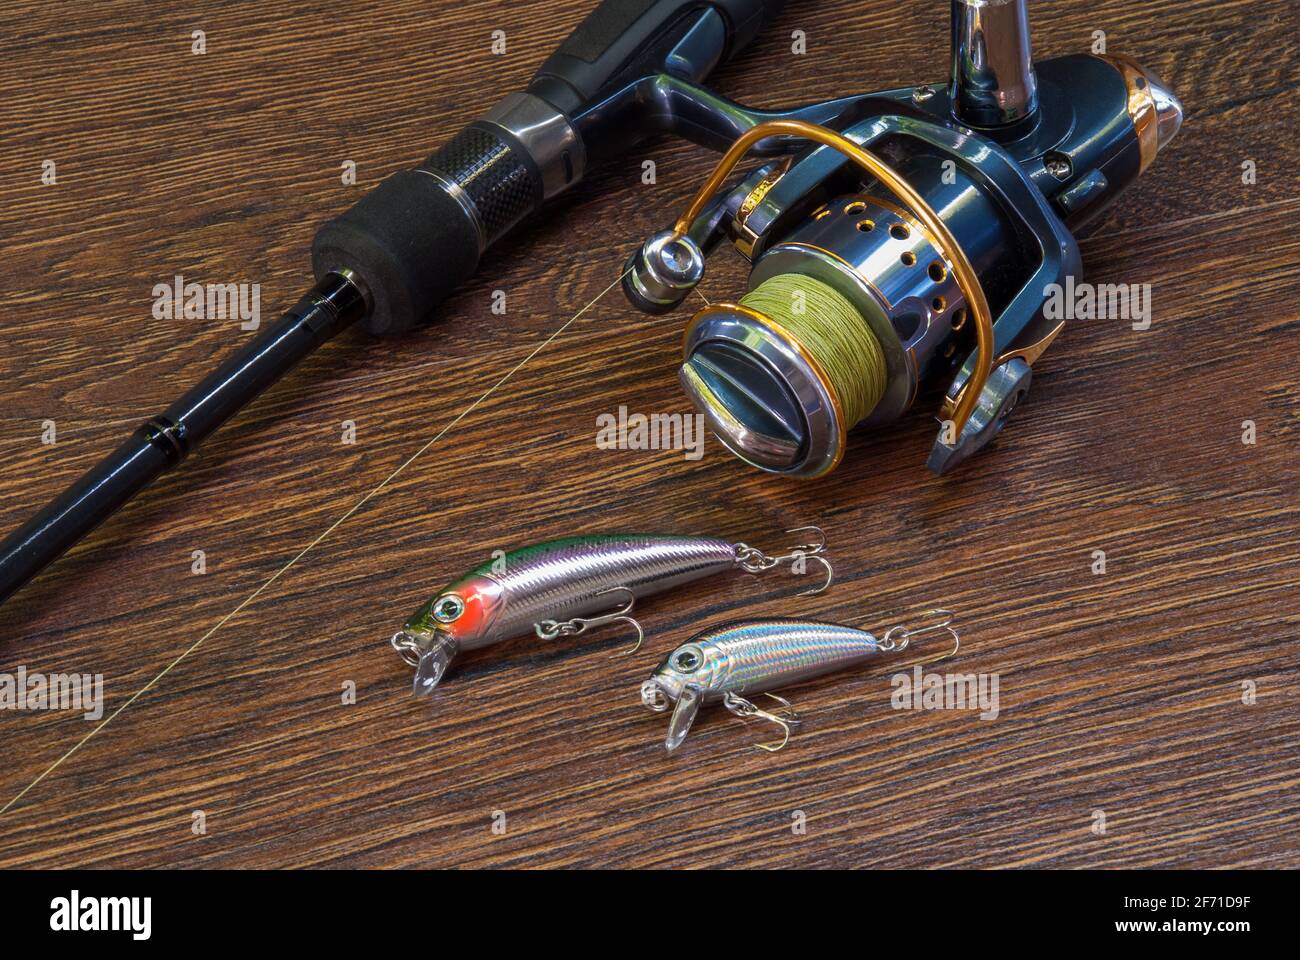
[0,273,366,607]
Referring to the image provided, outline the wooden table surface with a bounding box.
[0,0,1296,869]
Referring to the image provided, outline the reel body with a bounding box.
[621,3,1182,478]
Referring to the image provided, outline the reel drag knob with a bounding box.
[680,337,810,472]
[623,230,705,314]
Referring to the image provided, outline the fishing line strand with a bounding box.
[0,266,632,818]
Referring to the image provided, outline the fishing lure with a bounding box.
[391,528,832,697]
[640,611,958,752]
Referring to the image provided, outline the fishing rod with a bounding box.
[0,0,788,607]
[0,0,1183,609]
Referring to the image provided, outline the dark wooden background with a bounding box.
[0,0,1295,869]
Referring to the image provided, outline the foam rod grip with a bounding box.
[312,125,541,336]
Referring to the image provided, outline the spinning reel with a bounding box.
[0,0,1184,605]
[624,0,1183,477]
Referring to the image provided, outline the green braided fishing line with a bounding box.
[740,274,887,428]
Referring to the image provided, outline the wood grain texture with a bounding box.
[0,0,1296,869]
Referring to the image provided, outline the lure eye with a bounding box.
[433,595,465,623]
[673,647,702,672]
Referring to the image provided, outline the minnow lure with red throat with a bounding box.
[391,529,832,697]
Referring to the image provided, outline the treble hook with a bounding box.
[733,524,834,597]
[785,524,828,554]
[723,691,803,752]
[534,586,646,657]
[881,609,960,662]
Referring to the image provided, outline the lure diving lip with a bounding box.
[391,529,833,697]
[641,612,957,752]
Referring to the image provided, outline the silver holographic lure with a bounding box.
[641,612,958,752]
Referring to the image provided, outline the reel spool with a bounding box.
[637,117,1000,479]
[683,272,889,477]
[684,187,976,477]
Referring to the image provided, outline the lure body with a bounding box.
[399,534,740,694]
[652,619,884,701]
[642,618,887,751]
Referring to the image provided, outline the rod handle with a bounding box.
[312,133,531,335]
